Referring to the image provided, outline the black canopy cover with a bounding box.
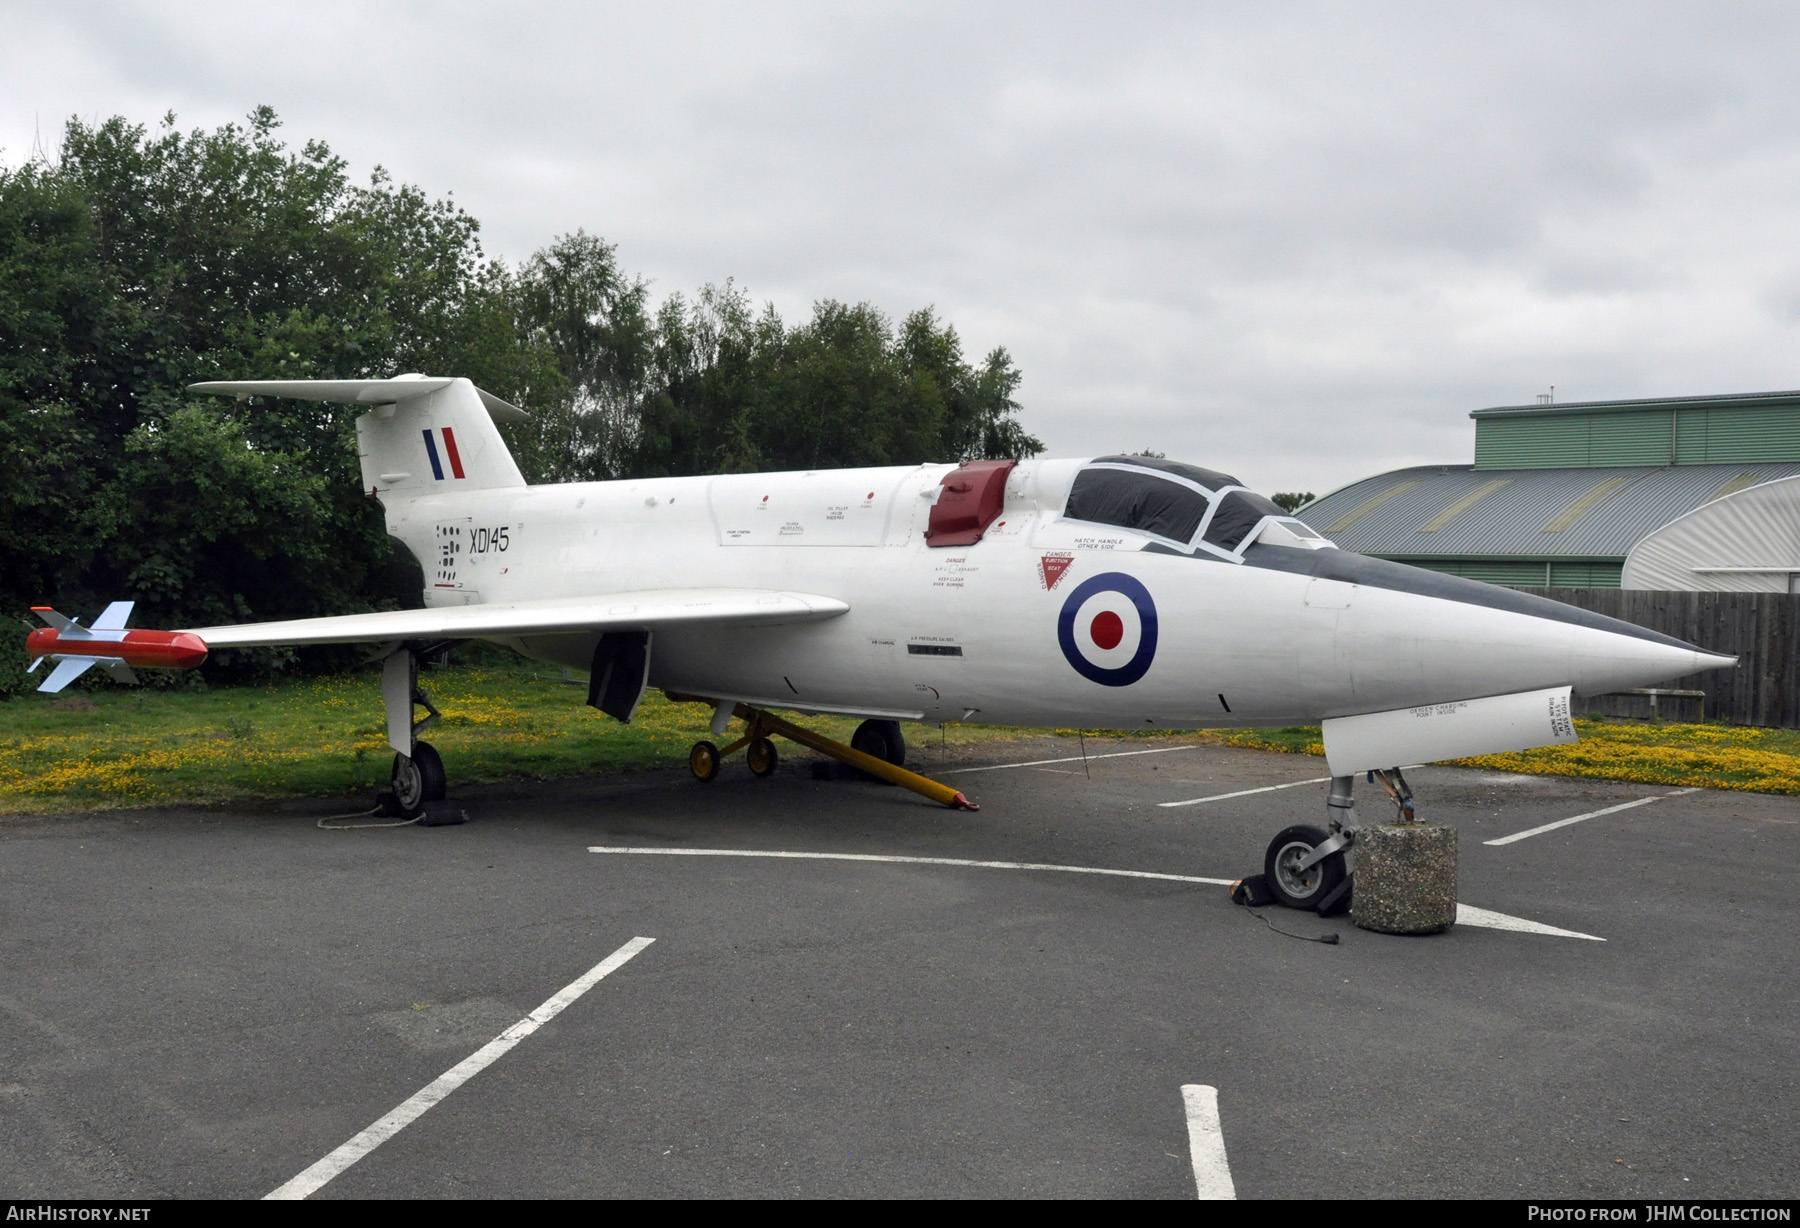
[1064,466,1212,542]
[1063,457,1281,551]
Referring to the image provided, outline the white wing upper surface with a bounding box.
[183,590,849,648]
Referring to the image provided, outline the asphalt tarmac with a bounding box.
[0,736,1794,1200]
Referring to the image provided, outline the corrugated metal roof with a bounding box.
[1294,463,1800,558]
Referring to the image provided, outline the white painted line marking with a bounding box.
[1455,904,1603,941]
[264,936,655,1201]
[1159,775,1335,808]
[588,850,1600,937]
[1180,1084,1235,1199]
[941,744,1200,774]
[589,846,1233,886]
[1483,788,1699,846]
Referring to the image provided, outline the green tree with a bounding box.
[0,109,557,688]
[1,107,1039,695]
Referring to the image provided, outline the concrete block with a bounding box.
[1351,823,1457,935]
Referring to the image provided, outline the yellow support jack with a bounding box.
[670,696,979,811]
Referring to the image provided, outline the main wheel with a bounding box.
[746,737,779,778]
[1263,824,1345,911]
[851,719,905,767]
[412,740,447,802]
[390,753,427,819]
[689,740,721,782]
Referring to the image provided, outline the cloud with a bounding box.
[9,1,1800,493]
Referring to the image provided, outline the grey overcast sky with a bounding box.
[7,2,1800,496]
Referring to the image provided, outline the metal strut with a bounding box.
[381,648,439,755]
[1373,766,1416,822]
[673,695,979,810]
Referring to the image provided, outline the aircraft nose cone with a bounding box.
[1567,628,1734,697]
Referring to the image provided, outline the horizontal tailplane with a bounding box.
[187,375,528,499]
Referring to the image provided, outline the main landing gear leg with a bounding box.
[669,695,978,810]
[380,648,450,821]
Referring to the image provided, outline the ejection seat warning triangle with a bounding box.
[1041,554,1074,590]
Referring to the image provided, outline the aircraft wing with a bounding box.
[183,589,849,648]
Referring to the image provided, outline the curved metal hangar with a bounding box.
[1294,390,1800,591]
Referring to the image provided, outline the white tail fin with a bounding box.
[353,378,525,498]
[187,375,528,498]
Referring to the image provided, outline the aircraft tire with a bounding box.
[747,737,779,778]
[390,753,427,820]
[1263,824,1344,911]
[413,741,447,802]
[690,741,722,782]
[851,720,905,768]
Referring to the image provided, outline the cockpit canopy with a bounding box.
[1062,456,1330,559]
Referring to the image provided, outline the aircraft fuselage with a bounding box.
[380,458,1721,729]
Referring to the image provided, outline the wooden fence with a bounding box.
[1516,588,1800,727]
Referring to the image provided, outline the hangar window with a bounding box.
[1202,490,1287,552]
[1064,466,1213,543]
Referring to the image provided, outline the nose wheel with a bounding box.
[1264,824,1345,910]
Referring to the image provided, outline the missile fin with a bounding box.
[102,660,139,685]
[31,607,86,637]
[38,657,98,693]
[92,602,136,630]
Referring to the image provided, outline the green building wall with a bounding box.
[1472,395,1800,470]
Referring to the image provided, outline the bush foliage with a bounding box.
[1,109,1039,693]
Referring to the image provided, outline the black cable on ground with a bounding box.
[315,806,421,831]
[1242,905,1341,944]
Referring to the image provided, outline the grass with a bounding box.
[4,664,1798,814]
[0,664,1025,815]
[1182,720,1800,796]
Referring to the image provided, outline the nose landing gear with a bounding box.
[1255,768,1415,914]
[1265,824,1346,909]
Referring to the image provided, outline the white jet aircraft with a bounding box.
[26,375,1735,910]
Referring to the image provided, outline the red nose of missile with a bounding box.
[153,632,210,670]
[27,628,209,670]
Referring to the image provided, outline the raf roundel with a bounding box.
[1057,572,1159,686]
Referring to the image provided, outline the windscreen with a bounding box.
[1202,490,1286,552]
[1064,468,1211,542]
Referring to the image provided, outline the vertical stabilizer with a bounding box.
[354,377,526,499]
[186,376,529,501]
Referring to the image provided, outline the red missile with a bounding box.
[26,620,209,670]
